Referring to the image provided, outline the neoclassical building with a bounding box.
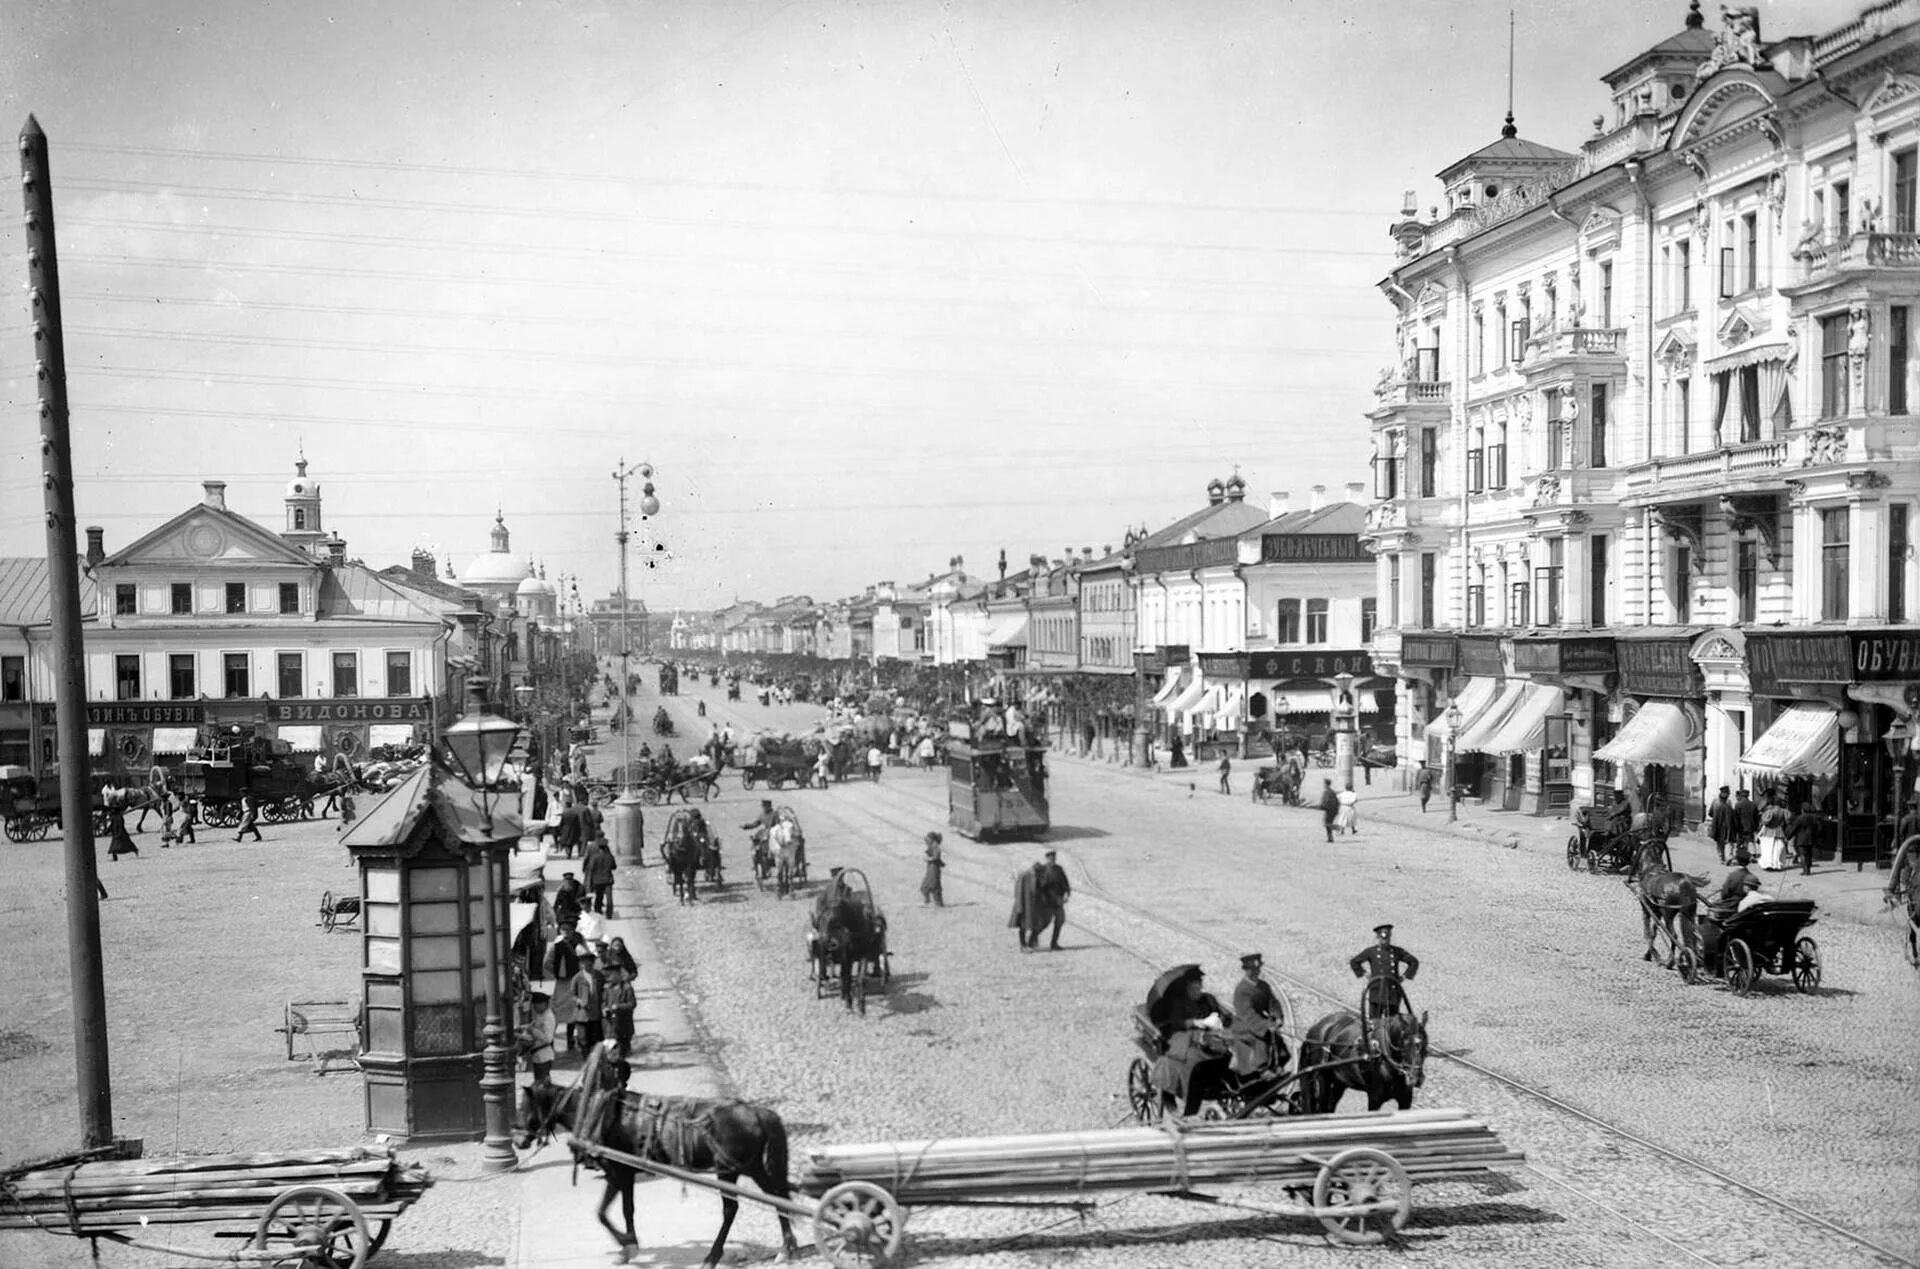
[1365,0,1918,864]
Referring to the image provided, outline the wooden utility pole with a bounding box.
[20,116,114,1148]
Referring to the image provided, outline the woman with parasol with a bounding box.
[1145,964,1233,1116]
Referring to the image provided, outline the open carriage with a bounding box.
[0,767,113,842]
[809,867,891,1014]
[660,808,722,898]
[1125,964,1300,1123]
[1678,899,1821,994]
[1566,804,1669,875]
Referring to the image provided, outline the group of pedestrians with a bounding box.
[1008,849,1071,950]
[1318,779,1361,841]
[1705,784,1825,874]
[519,920,641,1087]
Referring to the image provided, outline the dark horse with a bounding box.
[664,821,702,905]
[1297,1009,1428,1113]
[1626,839,1709,968]
[517,1045,799,1267]
[815,889,885,1012]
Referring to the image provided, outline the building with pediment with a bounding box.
[1365,0,1919,865]
[2,464,467,778]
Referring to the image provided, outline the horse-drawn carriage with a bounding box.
[651,707,675,738]
[174,727,329,828]
[660,809,721,901]
[752,806,808,896]
[1126,967,1299,1123]
[1677,899,1821,994]
[0,766,113,842]
[740,740,815,791]
[809,868,890,1014]
[1567,802,1670,874]
[1250,763,1303,806]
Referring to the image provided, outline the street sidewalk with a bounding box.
[1046,744,1905,931]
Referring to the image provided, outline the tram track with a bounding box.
[797,771,1917,1269]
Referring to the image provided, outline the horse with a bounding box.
[518,1045,799,1267]
[1297,1007,1428,1113]
[664,821,702,905]
[1625,838,1709,968]
[771,816,804,898]
[816,889,883,1011]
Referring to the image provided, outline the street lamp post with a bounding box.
[610,462,658,864]
[440,683,525,1172]
[1446,702,1464,823]
[1331,671,1358,793]
[1883,719,1912,864]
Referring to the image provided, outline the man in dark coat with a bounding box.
[582,836,617,916]
[1349,923,1418,1052]
[1415,766,1435,813]
[1319,779,1339,843]
[552,871,585,933]
[1707,786,1734,864]
[1732,787,1760,856]
[1007,863,1048,951]
[1037,851,1071,950]
[1787,802,1825,875]
[554,795,592,859]
[1228,953,1287,1075]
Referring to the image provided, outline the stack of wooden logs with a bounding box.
[799,1108,1522,1203]
[0,1146,431,1232]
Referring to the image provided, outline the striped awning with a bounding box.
[1480,684,1563,756]
[1737,705,1839,780]
[1169,673,1209,715]
[1150,668,1185,707]
[1594,701,1692,769]
[1272,688,1380,716]
[1426,677,1498,741]
[1456,680,1530,754]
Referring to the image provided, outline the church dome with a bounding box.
[516,574,546,598]
[461,552,534,586]
[286,457,320,499]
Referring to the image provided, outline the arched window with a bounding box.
[293,508,307,530]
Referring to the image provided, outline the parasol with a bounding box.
[1145,963,1203,1026]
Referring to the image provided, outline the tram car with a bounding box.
[945,719,1050,841]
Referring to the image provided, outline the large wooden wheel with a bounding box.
[812,1180,905,1268]
[1126,1057,1160,1123]
[1726,939,1757,995]
[1791,937,1821,994]
[1313,1147,1412,1246]
[251,1185,371,1269]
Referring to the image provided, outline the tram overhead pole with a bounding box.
[611,460,658,792]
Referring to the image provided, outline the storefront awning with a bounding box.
[1456,679,1530,754]
[1480,684,1563,756]
[277,724,326,752]
[88,728,106,757]
[1169,673,1209,715]
[1593,701,1693,769]
[985,614,1029,649]
[369,724,417,749]
[1427,677,1499,743]
[1272,688,1379,715]
[1737,704,1840,780]
[151,727,200,756]
[1150,668,1185,707]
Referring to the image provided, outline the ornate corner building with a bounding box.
[1364,1,1919,866]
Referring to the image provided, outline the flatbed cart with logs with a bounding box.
[572,1106,1523,1266]
[0,1144,431,1269]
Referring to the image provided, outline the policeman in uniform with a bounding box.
[1349,924,1419,1052]
[1228,952,1287,1075]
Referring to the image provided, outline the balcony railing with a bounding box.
[1373,378,1451,407]
[1623,439,1787,492]
[1796,231,1920,284]
[1531,325,1626,359]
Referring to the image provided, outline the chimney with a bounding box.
[202,480,227,511]
[1270,491,1290,518]
[1345,481,1366,503]
[1309,484,1326,512]
[84,526,104,566]
[327,535,346,565]
[411,548,436,578]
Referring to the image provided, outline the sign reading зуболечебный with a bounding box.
[1747,630,1920,693]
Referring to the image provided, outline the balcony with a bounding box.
[1367,378,1452,425]
[1620,439,1788,505]
[1521,326,1628,377]
[1788,232,1920,291]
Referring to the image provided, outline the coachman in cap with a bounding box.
[1228,953,1288,1075]
[1349,924,1418,1050]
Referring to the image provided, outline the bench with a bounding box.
[279,998,362,1075]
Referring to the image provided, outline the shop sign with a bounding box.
[35,702,206,727]
[266,697,432,723]
[1513,637,1616,676]
[1259,533,1368,564]
[1399,635,1457,669]
[1456,637,1506,677]
[1249,649,1373,681]
[1846,630,1920,681]
[1134,649,1166,674]
[1617,639,1702,697]
[1134,539,1239,574]
[1198,653,1249,678]
[1748,629,1920,690]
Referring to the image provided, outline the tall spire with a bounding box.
[1501,7,1518,139]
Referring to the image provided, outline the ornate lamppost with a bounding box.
[440,683,525,1172]
[1331,671,1358,793]
[1446,701,1465,823]
[1884,718,1913,865]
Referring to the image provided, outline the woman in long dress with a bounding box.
[1335,782,1359,836]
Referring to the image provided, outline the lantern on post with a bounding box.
[344,682,522,1166]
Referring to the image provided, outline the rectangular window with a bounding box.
[1671,547,1692,623]
[1360,597,1378,643]
[1742,213,1758,291]
[1466,585,1486,628]
[1892,306,1910,417]
[225,582,246,614]
[277,652,303,699]
[1736,539,1759,624]
[1590,383,1609,468]
[1466,443,1485,493]
[1675,377,1691,451]
[1387,559,1401,628]
[115,584,136,616]
[1820,313,1850,419]
[168,653,195,700]
[332,653,358,698]
[1374,442,1399,500]
[1590,534,1608,627]
[1415,346,1439,382]
[1510,319,1528,364]
[223,653,250,698]
[1510,582,1530,628]
[1496,309,1509,367]
[1419,553,1436,629]
[1821,508,1849,621]
[385,651,412,697]
[1894,147,1916,235]
[1892,503,1910,625]
[1535,538,1564,626]
[1720,243,1736,298]
[1489,425,1507,487]
[1472,312,1485,377]
[1834,180,1850,237]
[278,582,300,615]
[1305,599,1329,644]
[1677,239,1691,311]
[1546,391,1565,469]
[115,654,140,701]
[1599,261,1613,326]
[0,655,23,702]
[1419,429,1438,497]
[171,582,191,615]
[1275,599,1300,643]
[1739,364,1761,443]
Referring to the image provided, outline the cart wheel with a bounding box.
[1126,1058,1159,1123]
[813,1179,905,1268]
[252,1185,371,1269]
[366,1220,390,1257]
[1585,845,1604,875]
[640,788,661,806]
[742,773,756,790]
[1791,937,1821,994]
[1566,836,1582,870]
[1726,939,1757,995]
[1313,1147,1412,1247]
[1676,947,1699,985]
[320,891,339,932]
[2,817,23,844]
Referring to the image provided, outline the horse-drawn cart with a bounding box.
[0,1144,429,1269]
[809,868,890,1013]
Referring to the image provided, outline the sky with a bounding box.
[0,0,1867,612]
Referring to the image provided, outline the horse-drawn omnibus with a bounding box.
[945,720,1049,841]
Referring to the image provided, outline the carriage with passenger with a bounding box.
[808,867,890,1013]
[660,808,721,900]
[1566,800,1670,874]
[1677,898,1821,994]
[753,806,808,896]
[1125,964,1300,1123]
